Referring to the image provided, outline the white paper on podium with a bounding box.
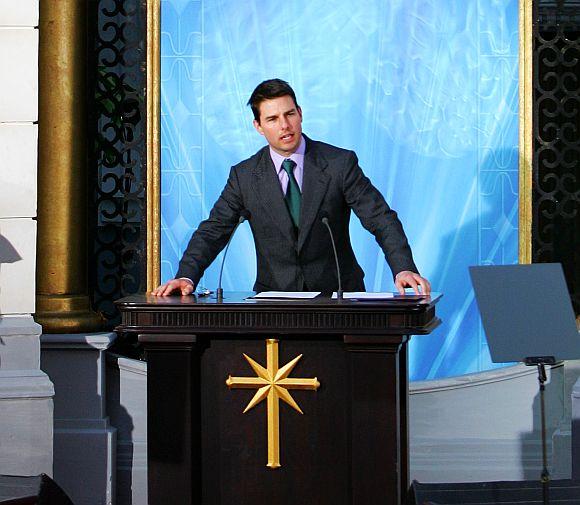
[251,291,321,299]
[331,292,395,300]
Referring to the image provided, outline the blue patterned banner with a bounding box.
[160,0,519,380]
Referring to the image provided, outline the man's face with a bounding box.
[253,95,303,156]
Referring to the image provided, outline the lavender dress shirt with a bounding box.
[269,135,306,193]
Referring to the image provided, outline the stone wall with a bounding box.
[0,0,54,477]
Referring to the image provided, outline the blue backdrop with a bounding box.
[160,0,519,380]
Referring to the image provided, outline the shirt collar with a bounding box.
[269,135,306,173]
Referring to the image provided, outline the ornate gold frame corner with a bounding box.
[147,0,161,292]
[519,0,533,264]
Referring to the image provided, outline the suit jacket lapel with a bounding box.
[297,141,330,252]
[252,149,296,244]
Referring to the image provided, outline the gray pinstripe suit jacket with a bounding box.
[176,136,418,292]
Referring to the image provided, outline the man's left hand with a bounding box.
[395,271,431,295]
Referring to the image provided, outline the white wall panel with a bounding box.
[0,0,38,27]
[0,218,36,314]
[0,28,38,122]
[409,363,569,482]
[0,123,37,218]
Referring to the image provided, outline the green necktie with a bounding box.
[282,159,301,228]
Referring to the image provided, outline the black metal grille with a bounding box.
[534,0,580,313]
[88,0,147,328]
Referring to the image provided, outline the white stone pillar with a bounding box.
[0,0,54,476]
[41,333,117,505]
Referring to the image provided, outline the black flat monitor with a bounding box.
[469,263,580,363]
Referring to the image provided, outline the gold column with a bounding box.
[36,0,102,333]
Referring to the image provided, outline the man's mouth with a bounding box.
[280,133,294,141]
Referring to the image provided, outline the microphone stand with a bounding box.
[321,216,343,300]
[216,212,249,302]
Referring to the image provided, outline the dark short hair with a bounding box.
[247,79,299,122]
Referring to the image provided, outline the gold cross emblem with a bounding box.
[225,339,320,469]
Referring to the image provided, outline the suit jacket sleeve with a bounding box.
[175,166,245,286]
[341,151,418,278]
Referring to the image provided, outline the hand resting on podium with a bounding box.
[395,270,431,295]
[151,278,194,296]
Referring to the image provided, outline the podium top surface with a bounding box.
[116,291,441,309]
[115,292,442,339]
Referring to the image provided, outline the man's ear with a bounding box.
[253,119,264,135]
[297,106,302,119]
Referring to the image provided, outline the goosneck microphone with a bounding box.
[216,210,251,302]
[320,212,343,300]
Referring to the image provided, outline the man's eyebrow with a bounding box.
[263,108,296,121]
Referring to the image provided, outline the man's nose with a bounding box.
[280,116,289,129]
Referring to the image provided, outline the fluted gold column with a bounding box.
[36,0,102,333]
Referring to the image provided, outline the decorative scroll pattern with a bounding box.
[88,0,147,327]
[533,2,580,313]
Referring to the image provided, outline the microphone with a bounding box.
[320,212,343,300]
[216,210,251,302]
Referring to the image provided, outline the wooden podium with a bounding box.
[116,292,441,505]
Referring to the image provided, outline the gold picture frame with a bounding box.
[147,0,161,291]
[146,0,534,291]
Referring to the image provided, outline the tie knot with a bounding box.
[281,159,296,175]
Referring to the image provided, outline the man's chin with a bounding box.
[276,140,299,155]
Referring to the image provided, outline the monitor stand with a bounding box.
[524,355,557,505]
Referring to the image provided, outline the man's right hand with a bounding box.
[151,278,195,296]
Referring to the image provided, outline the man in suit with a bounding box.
[153,79,430,296]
